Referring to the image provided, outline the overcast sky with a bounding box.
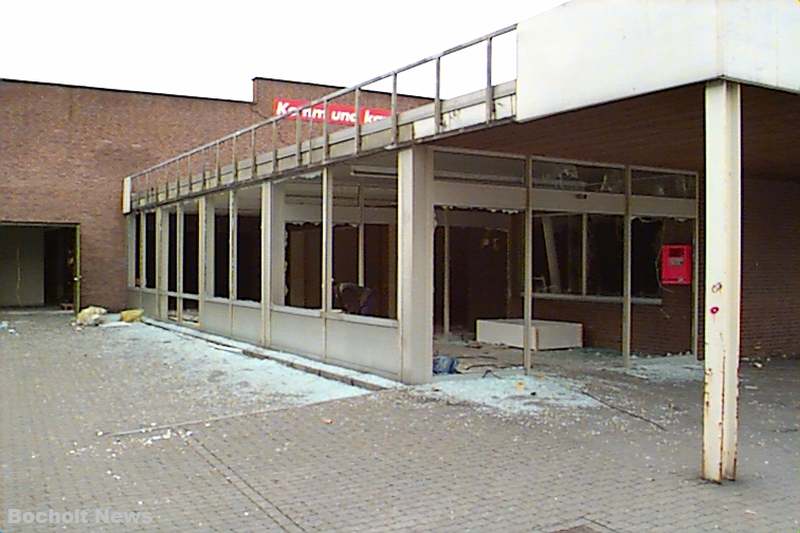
[2,0,569,101]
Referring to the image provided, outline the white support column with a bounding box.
[261,182,272,346]
[581,213,588,295]
[176,204,184,323]
[198,198,208,323]
[204,200,216,298]
[442,210,451,338]
[229,191,238,301]
[703,79,742,483]
[139,212,146,289]
[398,146,434,384]
[228,191,237,333]
[138,212,146,309]
[322,167,334,359]
[622,167,632,368]
[358,184,365,286]
[155,208,168,319]
[523,157,533,373]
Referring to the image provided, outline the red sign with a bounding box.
[273,97,391,126]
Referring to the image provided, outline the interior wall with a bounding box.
[506,216,694,355]
[0,226,45,307]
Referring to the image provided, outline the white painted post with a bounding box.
[523,157,533,373]
[703,80,742,483]
[443,210,451,338]
[622,167,632,368]
[398,146,434,384]
[176,203,184,323]
[228,191,237,334]
[358,184,365,286]
[205,200,215,298]
[138,212,146,309]
[322,167,334,359]
[198,197,207,326]
[261,182,272,346]
[155,208,167,319]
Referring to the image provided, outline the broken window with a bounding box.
[586,215,623,296]
[235,186,261,302]
[533,213,582,295]
[182,201,199,295]
[210,192,230,299]
[145,212,156,289]
[631,169,695,198]
[279,173,322,309]
[331,160,398,319]
[533,161,624,193]
[134,214,142,287]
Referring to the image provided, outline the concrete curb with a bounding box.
[140,317,399,392]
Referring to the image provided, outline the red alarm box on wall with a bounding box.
[661,245,692,285]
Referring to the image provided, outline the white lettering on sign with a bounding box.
[272,98,391,126]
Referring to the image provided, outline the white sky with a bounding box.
[2,0,569,101]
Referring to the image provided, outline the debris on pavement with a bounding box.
[76,306,108,326]
[413,373,599,415]
[120,309,144,323]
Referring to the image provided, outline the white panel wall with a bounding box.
[232,304,261,344]
[516,0,799,122]
[326,319,401,378]
[202,300,230,337]
[270,310,325,358]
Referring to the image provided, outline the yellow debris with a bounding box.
[120,309,144,323]
[76,306,107,326]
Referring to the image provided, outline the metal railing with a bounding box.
[125,24,517,211]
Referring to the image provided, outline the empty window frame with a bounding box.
[331,178,397,319]
[530,213,666,300]
[168,210,178,294]
[280,173,323,309]
[211,193,230,298]
[145,212,156,289]
[182,201,199,295]
[235,186,261,302]
[533,213,583,295]
[134,214,142,287]
[631,169,696,198]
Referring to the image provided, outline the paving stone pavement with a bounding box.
[0,313,798,532]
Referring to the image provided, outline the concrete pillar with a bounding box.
[397,146,434,384]
[176,204,184,322]
[198,197,208,323]
[702,79,742,483]
[261,182,272,346]
[156,208,168,319]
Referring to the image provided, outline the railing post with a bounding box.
[354,88,362,154]
[251,129,257,179]
[215,142,221,186]
[434,57,442,134]
[322,99,329,162]
[485,37,493,123]
[391,73,399,145]
[295,112,302,166]
[232,135,238,181]
[271,120,278,174]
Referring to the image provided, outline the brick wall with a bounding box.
[741,177,800,357]
[0,78,424,311]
